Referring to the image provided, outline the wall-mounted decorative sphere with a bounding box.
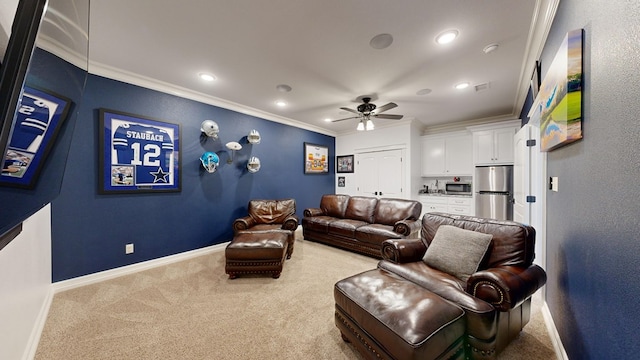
[248,129,261,144]
[201,120,220,139]
[247,156,261,173]
[200,151,220,173]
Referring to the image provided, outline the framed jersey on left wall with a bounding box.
[1,86,72,189]
[99,109,181,194]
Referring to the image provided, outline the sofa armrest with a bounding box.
[393,219,421,236]
[381,238,427,263]
[303,208,323,217]
[467,264,547,312]
[233,216,256,232]
[281,214,299,231]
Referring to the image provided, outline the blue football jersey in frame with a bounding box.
[100,109,181,193]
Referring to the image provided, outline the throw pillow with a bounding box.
[422,225,493,282]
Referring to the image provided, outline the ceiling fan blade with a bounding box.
[373,114,404,120]
[339,107,360,114]
[373,102,397,114]
[332,116,361,122]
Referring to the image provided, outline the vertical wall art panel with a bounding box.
[538,28,584,151]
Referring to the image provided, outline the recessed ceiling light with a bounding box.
[435,30,459,45]
[370,33,394,49]
[483,43,499,54]
[276,84,292,92]
[275,100,287,107]
[455,82,470,90]
[416,88,432,96]
[324,118,332,122]
[198,73,216,82]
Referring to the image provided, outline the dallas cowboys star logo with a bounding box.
[150,167,170,183]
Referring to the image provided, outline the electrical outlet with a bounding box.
[125,243,134,254]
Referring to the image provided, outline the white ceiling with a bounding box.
[58,1,555,135]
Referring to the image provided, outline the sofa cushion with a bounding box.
[355,224,402,245]
[301,216,336,233]
[320,194,350,218]
[328,219,369,238]
[373,198,421,226]
[423,225,492,282]
[344,196,377,223]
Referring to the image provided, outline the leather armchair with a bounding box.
[378,212,547,359]
[233,199,299,257]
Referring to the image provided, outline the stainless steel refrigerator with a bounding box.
[475,165,513,220]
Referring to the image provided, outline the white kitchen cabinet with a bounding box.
[419,195,473,217]
[421,132,473,176]
[446,196,472,215]
[472,124,519,165]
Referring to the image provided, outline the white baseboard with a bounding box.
[52,242,228,294]
[541,301,569,360]
[23,287,54,360]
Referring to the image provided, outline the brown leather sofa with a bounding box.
[302,194,422,258]
[334,212,547,360]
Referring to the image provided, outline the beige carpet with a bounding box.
[36,233,556,360]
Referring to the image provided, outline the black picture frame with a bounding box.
[304,142,328,174]
[336,154,354,173]
[1,86,72,188]
[99,109,181,194]
[531,60,542,100]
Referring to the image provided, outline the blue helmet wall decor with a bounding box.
[200,151,220,173]
[247,156,261,173]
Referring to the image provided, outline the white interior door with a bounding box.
[513,125,531,224]
[378,149,403,197]
[356,149,404,198]
[513,123,546,269]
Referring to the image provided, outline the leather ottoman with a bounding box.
[225,231,289,279]
[334,269,466,360]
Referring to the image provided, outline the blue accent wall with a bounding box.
[51,74,334,281]
[0,49,86,236]
[524,1,640,358]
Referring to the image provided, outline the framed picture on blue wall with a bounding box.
[1,86,72,189]
[304,142,328,174]
[99,109,181,194]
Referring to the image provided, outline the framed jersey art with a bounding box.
[99,109,181,194]
[1,86,72,188]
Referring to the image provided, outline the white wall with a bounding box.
[335,121,421,199]
[0,205,52,360]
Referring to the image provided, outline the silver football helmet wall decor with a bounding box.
[247,156,261,173]
[201,120,220,139]
[247,129,261,144]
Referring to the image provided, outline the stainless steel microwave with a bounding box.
[445,182,472,194]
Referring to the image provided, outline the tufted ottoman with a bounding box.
[225,231,290,279]
[334,269,467,360]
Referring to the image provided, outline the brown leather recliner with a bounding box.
[232,198,299,257]
[335,212,547,360]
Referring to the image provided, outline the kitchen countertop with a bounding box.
[418,192,473,198]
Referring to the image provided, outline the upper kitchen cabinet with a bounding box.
[468,121,521,166]
[421,131,473,176]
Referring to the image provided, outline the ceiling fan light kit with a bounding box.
[333,96,404,131]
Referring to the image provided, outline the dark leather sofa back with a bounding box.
[421,212,536,268]
[320,194,350,218]
[374,198,421,226]
[248,199,296,224]
[344,196,378,223]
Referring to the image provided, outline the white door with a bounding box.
[513,123,546,268]
[356,149,404,198]
[513,125,531,224]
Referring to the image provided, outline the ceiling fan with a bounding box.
[332,97,404,130]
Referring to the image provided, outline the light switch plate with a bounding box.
[550,177,559,192]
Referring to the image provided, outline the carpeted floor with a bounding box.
[35,232,556,359]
